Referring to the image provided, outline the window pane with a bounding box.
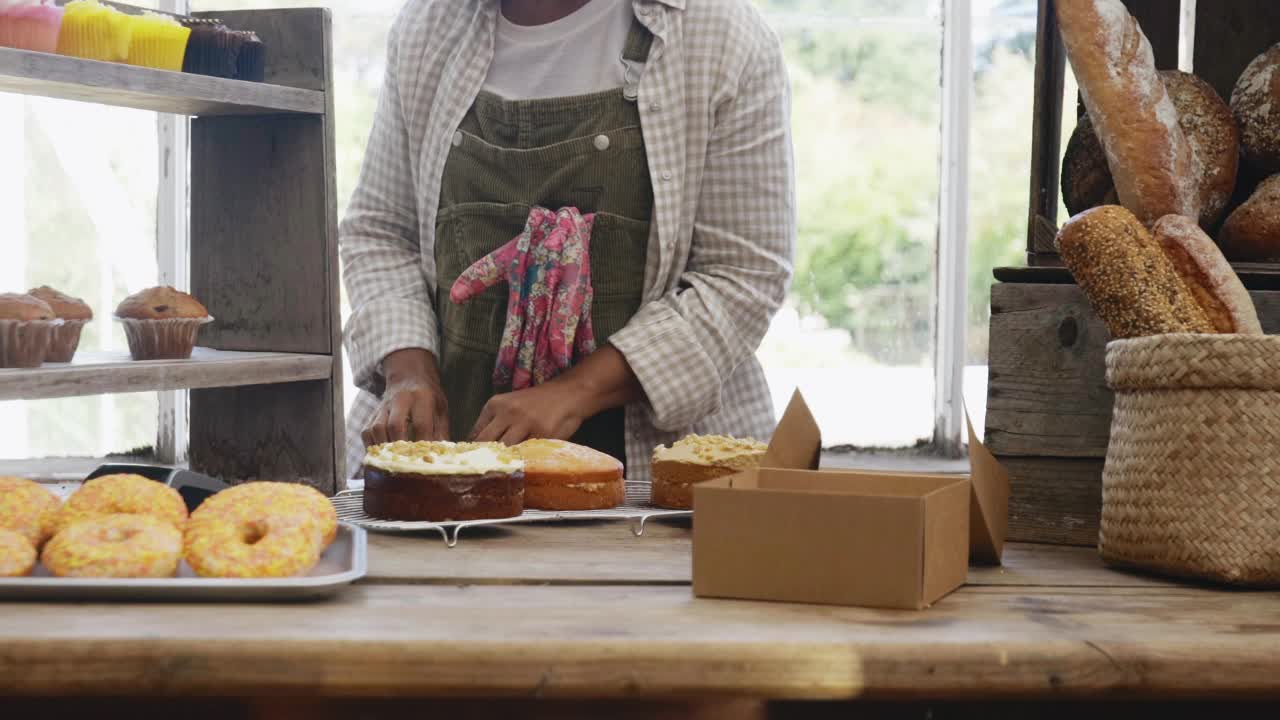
[0,96,159,460]
[755,0,942,446]
[193,1,945,448]
[965,0,1038,432]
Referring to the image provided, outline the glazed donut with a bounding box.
[184,513,323,578]
[42,514,182,578]
[0,476,61,548]
[56,474,188,534]
[0,528,37,577]
[192,481,337,547]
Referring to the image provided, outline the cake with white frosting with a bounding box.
[650,435,769,510]
[362,441,526,521]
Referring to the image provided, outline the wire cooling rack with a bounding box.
[329,480,691,547]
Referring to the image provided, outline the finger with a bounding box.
[433,403,452,441]
[472,414,508,443]
[387,393,415,440]
[365,405,390,446]
[410,394,438,441]
[469,400,499,441]
[498,424,529,447]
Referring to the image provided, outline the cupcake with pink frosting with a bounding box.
[0,0,64,54]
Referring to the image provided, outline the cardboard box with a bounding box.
[692,391,1009,610]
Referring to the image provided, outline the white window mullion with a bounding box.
[1178,0,1197,72]
[933,0,971,457]
[155,0,191,466]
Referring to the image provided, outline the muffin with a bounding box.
[114,286,212,360]
[516,438,625,511]
[362,441,525,521]
[56,0,132,62]
[27,286,92,362]
[0,1,65,54]
[124,12,190,72]
[650,435,769,510]
[0,293,61,368]
[233,30,265,82]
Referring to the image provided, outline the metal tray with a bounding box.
[333,480,691,546]
[0,523,367,602]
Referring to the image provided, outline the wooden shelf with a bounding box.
[0,348,333,401]
[0,47,324,116]
[996,264,1280,291]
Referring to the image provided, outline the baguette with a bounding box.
[1056,206,1214,339]
[1062,71,1237,230]
[1056,0,1200,226]
[1151,215,1261,334]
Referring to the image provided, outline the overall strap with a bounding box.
[620,14,654,100]
[623,14,654,63]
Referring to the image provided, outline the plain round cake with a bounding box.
[517,439,625,511]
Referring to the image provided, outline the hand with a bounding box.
[471,345,644,445]
[362,349,450,445]
[470,379,591,445]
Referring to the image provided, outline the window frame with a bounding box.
[149,0,979,459]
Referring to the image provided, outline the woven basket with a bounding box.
[1101,333,1280,586]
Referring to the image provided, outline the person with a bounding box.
[340,0,796,482]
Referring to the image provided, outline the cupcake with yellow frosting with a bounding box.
[124,12,190,71]
[56,0,132,62]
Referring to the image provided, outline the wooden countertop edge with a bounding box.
[2,634,1277,701]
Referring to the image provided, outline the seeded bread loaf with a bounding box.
[1056,206,1215,339]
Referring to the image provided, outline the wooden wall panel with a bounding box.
[188,8,343,490]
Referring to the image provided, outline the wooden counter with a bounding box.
[3,519,1278,717]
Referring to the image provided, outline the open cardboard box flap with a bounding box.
[763,390,1009,564]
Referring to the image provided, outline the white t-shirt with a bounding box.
[483,0,635,100]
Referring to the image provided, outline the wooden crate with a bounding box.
[0,6,344,493]
[987,0,1280,545]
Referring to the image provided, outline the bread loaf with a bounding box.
[1219,174,1280,261]
[1056,0,1200,226]
[1063,71,1238,228]
[1060,111,1119,215]
[1151,215,1261,334]
[1231,44,1280,175]
[1056,206,1215,339]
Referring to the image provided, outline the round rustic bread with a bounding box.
[1061,111,1119,217]
[1064,70,1239,229]
[1219,174,1280,261]
[1232,43,1280,175]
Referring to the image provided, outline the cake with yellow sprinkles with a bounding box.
[362,441,526,522]
[0,529,37,578]
[42,515,182,579]
[650,435,769,510]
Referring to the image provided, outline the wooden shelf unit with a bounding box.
[1,6,345,493]
[0,47,323,115]
[0,349,333,401]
